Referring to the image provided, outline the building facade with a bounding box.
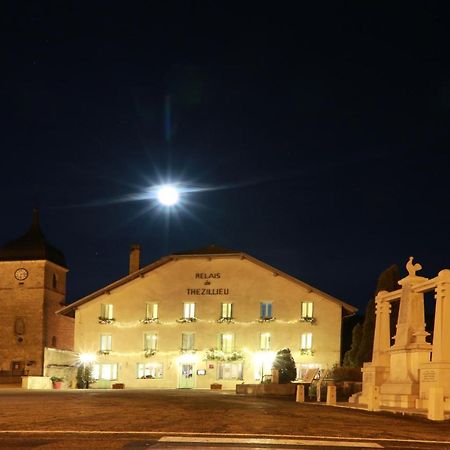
[59,245,356,389]
[0,210,74,376]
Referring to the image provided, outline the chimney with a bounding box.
[129,244,141,274]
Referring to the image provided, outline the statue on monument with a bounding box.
[406,256,422,277]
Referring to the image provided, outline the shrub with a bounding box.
[330,366,362,382]
[272,348,296,384]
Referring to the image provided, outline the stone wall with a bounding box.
[44,347,79,388]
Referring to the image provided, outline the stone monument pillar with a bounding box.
[354,291,393,405]
[416,269,450,413]
[431,270,450,364]
[379,257,432,408]
[372,293,392,367]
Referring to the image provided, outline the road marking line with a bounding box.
[0,431,449,446]
[159,436,383,448]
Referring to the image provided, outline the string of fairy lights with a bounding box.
[106,317,316,328]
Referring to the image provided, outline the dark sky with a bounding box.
[1,2,449,311]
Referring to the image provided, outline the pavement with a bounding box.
[1,386,450,449]
[1,383,445,421]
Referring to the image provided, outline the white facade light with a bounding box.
[79,352,96,364]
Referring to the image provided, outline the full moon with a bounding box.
[157,185,179,206]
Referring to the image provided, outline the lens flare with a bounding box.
[157,185,179,206]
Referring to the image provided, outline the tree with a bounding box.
[344,264,400,367]
[76,364,95,389]
[272,348,296,383]
[343,322,363,367]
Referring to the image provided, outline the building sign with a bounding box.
[195,273,220,279]
[187,273,230,295]
[187,288,229,295]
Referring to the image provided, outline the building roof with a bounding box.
[0,209,67,268]
[58,245,357,318]
[173,244,239,255]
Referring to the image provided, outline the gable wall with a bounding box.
[74,255,343,388]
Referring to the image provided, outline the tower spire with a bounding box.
[32,207,40,227]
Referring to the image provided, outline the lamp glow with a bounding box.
[253,351,276,366]
[79,353,96,364]
[157,185,179,206]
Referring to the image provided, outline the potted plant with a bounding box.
[50,376,64,390]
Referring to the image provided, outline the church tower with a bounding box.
[0,209,73,376]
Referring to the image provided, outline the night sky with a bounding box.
[1,2,449,311]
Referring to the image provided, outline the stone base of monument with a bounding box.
[427,387,445,421]
[380,379,420,408]
[349,364,389,405]
[416,362,450,412]
[380,393,419,408]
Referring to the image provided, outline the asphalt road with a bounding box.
[0,389,449,449]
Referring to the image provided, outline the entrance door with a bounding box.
[179,363,195,388]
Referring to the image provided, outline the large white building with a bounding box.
[59,245,356,389]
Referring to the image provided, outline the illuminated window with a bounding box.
[93,363,117,380]
[181,332,195,351]
[221,303,233,319]
[144,333,158,351]
[301,332,313,350]
[145,303,158,320]
[260,302,272,320]
[260,332,271,350]
[218,362,243,380]
[301,302,314,319]
[219,333,234,353]
[100,334,112,352]
[137,362,163,379]
[183,303,196,319]
[100,304,114,320]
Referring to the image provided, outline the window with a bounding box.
[260,332,271,350]
[181,332,195,351]
[219,333,234,353]
[183,303,196,319]
[218,362,243,380]
[301,302,314,320]
[137,362,163,379]
[254,359,273,381]
[260,302,272,320]
[100,334,112,352]
[145,303,158,320]
[221,303,233,319]
[52,274,57,289]
[100,304,114,320]
[301,332,313,351]
[93,363,118,380]
[144,333,158,352]
[14,317,25,335]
